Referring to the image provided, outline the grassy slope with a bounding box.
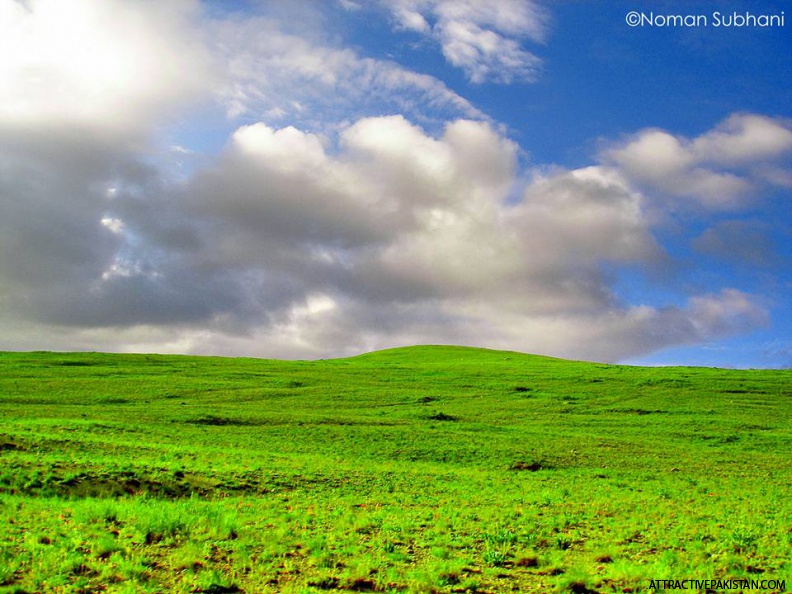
[0,346,790,593]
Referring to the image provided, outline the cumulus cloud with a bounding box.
[383,0,547,83]
[0,0,211,135]
[605,113,792,210]
[0,0,486,138]
[437,289,768,363]
[0,108,770,362]
[0,2,778,363]
[0,0,218,334]
[692,114,792,164]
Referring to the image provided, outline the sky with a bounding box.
[1,0,790,367]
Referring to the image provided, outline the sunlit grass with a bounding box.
[0,346,790,592]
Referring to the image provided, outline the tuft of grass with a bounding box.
[133,501,194,545]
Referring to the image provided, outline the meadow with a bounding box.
[0,345,789,593]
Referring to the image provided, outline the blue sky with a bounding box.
[1,0,790,367]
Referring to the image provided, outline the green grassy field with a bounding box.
[0,345,790,593]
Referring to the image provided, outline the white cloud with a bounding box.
[3,109,769,363]
[0,3,778,364]
[437,19,541,83]
[383,0,547,83]
[0,1,486,139]
[100,217,125,235]
[391,5,430,33]
[692,113,792,165]
[433,289,767,363]
[232,124,329,173]
[337,0,364,12]
[606,114,792,209]
[211,14,485,126]
[687,289,769,340]
[0,0,211,134]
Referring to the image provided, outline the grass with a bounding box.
[0,345,790,593]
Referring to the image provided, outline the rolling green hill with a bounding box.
[0,346,790,593]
